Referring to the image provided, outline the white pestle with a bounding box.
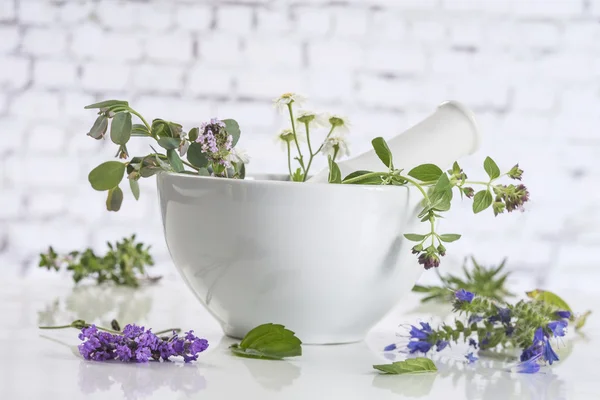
[306,100,482,183]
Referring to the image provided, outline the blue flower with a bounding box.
[516,355,541,374]
[488,307,511,325]
[555,311,571,319]
[469,338,478,348]
[383,343,397,351]
[543,338,559,365]
[435,340,449,352]
[548,320,568,337]
[407,340,432,354]
[465,352,478,363]
[409,322,433,340]
[455,289,475,303]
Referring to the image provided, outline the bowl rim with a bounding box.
[158,171,410,194]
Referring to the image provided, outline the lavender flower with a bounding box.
[196,118,234,171]
[455,289,475,303]
[78,324,208,363]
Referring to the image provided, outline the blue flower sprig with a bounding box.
[40,319,208,363]
[385,289,572,373]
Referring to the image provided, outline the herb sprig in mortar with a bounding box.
[328,137,529,269]
[84,100,246,211]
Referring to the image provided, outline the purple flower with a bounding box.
[418,252,440,270]
[465,352,478,364]
[520,327,559,365]
[489,307,511,325]
[469,338,478,348]
[556,311,571,319]
[455,289,474,303]
[468,314,483,325]
[77,323,208,363]
[548,320,568,337]
[407,340,432,354]
[383,343,397,351]
[543,338,559,365]
[435,340,449,352]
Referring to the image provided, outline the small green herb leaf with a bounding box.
[575,311,592,331]
[404,233,427,242]
[110,112,132,145]
[328,157,342,183]
[373,358,437,375]
[291,168,304,182]
[158,137,181,150]
[223,119,241,146]
[187,142,209,168]
[197,167,210,176]
[129,179,140,200]
[526,289,572,313]
[371,137,393,169]
[88,161,126,191]
[483,156,500,180]
[472,190,493,213]
[188,127,199,142]
[230,323,302,360]
[84,100,129,110]
[439,234,461,243]
[167,149,184,173]
[408,164,443,182]
[106,186,124,211]
[87,116,108,140]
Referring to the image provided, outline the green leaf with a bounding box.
[87,116,108,140]
[291,168,304,182]
[342,170,385,185]
[88,161,126,191]
[105,186,124,211]
[187,142,209,168]
[373,358,437,375]
[188,127,199,142]
[223,119,241,146]
[472,190,493,214]
[151,119,170,138]
[575,311,592,331]
[129,179,140,200]
[110,112,132,145]
[432,173,451,193]
[526,289,572,313]
[197,167,210,176]
[230,323,302,360]
[84,100,129,110]
[371,137,393,169]
[483,156,500,180]
[167,149,184,173]
[157,137,181,150]
[408,164,443,182]
[439,234,461,243]
[404,233,427,242]
[328,156,342,184]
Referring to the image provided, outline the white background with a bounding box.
[0,0,599,285]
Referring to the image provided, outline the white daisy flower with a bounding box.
[295,110,321,126]
[274,128,304,150]
[273,93,306,113]
[319,113,351,134]
[321,135,350,159]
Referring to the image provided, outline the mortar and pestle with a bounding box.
[157,101,481,344]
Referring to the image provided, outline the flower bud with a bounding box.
[71,319,88,329]
[412,244,423,254]
[437,244,446,257]
[507,164,524,180]
[463,187,475,199]
[492,201,505,216]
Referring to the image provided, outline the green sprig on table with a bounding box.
[39,235,158,287]
[230,323,302,360]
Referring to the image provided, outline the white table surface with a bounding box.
[1,273,598,400]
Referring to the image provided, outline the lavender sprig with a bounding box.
[40,320,207,363]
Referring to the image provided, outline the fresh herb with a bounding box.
[526,289,591,331]
[40,319,207,363]
[373,358,437,374]
[384,288,588,373]
[229,323,302,360]
[84,100,246,210]
[412,257,513,303]
[38,235,158,287]
[334,139,529,269]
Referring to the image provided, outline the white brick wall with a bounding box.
[1,0,599,281]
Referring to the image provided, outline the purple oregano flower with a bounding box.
[78,324,209,363]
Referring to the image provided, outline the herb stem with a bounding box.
[39,325,72,330]
[182,160,200,171]
[287,103,305,174]
[465,180,491,187]
[303,122,314,181]
[315,126,336,155]
[154,328,182,336]
[286,141,293,179]
[342,171,387,184]
[399,175,431,204]
[129,108,152,132]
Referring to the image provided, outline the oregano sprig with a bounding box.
[84,100,246,211]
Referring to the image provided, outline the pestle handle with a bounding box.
[307,101,481,182]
